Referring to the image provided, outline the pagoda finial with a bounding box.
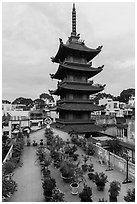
[71,3,76,36]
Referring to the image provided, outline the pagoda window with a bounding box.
[83,94,88,100]
[73,112,83,120]
[69,94,74,100]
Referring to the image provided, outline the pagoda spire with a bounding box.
[71,3,77,36]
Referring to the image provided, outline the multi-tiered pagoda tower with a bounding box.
[50,3,105,136]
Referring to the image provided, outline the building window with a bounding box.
[124,128,127,137]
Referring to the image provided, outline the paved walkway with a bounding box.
[8,127,135,202]
[9,128,46,202]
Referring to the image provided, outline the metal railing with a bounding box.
[3,145,14,164]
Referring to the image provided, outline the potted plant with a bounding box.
[124,188,135,202]
[60,160,74,183]
[108,181,121,202]
[2,175,17,201]
[2,161,15,176]
[82,155,89,172]
[42,177,56,201]
[52,188,65,202]
[70,165,84,195]
[86,143,95,156]
[79,184,93,202]
[87,164,94,180]
[93,172,108,191]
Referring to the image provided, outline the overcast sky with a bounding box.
[2,2,135,102]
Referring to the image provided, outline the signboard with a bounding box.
[44,117,52,125]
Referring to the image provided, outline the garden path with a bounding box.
[9,128,46,202]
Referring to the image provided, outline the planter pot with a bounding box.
[70,183,79,195]
[82,164,88,172]
[97,185,105,191]
[61,174,73,183]
[88,172,95,180]
[109,196,117,202]
[33,143,37,146]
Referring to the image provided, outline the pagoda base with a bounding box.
[51,122,103,134]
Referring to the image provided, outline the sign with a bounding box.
[44,117,52,125]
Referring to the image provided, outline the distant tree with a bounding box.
[2,100,11,104]
[118,89,135,103]
[33,98,45,109]
[12,97,33,109]
[93,93,114,104]
[39,93,54,102]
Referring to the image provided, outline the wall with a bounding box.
[94,144,135,180]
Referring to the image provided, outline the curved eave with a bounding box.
[52,65,103,80]
[50,86,104,95]
[57,103,104,112]
[52,42,102,63]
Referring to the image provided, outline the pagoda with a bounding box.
[49,3,105,136]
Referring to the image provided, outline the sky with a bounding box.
[2,2,135,102]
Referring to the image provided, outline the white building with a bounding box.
[99,98,126,117]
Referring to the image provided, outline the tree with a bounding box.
[2,100,11,104]
[33,98,45,109]
[107,138,124,156]
[12,97,33,109]
[118,89,135,103]
[39,93,54,102]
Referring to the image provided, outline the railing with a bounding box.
[3,145,14,164]
[56,118,95,124]
[93,144,135,180]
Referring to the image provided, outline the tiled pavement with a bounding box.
[8,127,135,202]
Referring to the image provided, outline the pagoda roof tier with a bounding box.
[49,81,105,95]
[51,39,102,63]
[51,122,103,133]
[57,103,104,112]
[50,63,104,80]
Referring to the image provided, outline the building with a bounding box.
[99,98,126,117]
[49,4,105,136]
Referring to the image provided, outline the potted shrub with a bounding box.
[2,176,17,201]
[86,143,95,156]
[93,172,108,191]
[2,161,15,176]
[60,160,74,183]
[70,165,84,195]
[82,155,89,172]
[87,164,94,180]
[124,188,135,202]
[79,184,93,202]
[52,188,65,202]
[42,177,56,201]
[108,181,121,202]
